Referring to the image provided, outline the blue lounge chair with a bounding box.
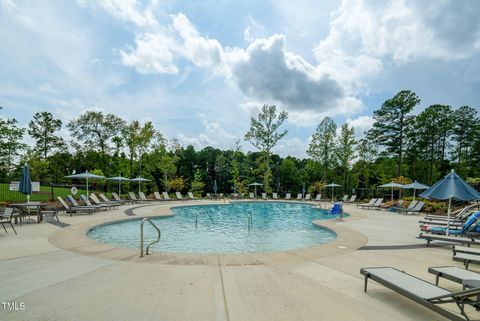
[428,211,480,235]
[324,203,342,215]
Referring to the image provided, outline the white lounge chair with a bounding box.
[304,193,311,201]
[285,193,291,200]
[296,193,302,200]
[272,193,278,199]
[261,193,267,200]
[249,193,255,199]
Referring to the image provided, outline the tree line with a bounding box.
[1,89,479,196]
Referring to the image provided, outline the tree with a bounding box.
[190,169,205,197]
[368,90,420,176]
[244,104,288,192]
[28,111,64,159]
[67,111,126,173]
[307,117,337,183]
[336,123,356,191]
[0,118,26,177]
[122,120,156,178]
[279,157,301,192]
[415,105,453,183]
[355,137,377,190]
[169,176,186,192]
[451,106,479,171]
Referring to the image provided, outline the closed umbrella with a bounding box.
[65,171,105,199]
[419,169,480,235]
[325,183,341,201]
[302,182,306,198]
[130,177,151,193]
[249,182,263,197]
[379,182,403,204]
[107,176,130,195]
[213,179,218,197]
[401,180,429,202]
[19,164,32,203]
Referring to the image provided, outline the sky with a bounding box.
[1,0,480,158]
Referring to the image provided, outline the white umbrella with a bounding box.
[325,183,341,201]
[379,182,403,204]
[130,177,151,193]
[107,176,130,195]
[65,171,105,198]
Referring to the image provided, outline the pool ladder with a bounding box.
[140,218,161,257]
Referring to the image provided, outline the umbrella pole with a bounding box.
[86,178,89,199]
[446,197,451,236]
[391,186,393,204]
[413,188,416,202]
[119,180,121,196]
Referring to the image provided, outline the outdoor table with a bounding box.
[10,202,45,223]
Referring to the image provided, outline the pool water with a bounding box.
[88,202,342,254]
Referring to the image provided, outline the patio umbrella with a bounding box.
[249,182,263,197]
[325,183,341,201]
[419,169,480,235]
[130,177,151,193]
[19,164,32,203]
[401,180,429,202]
[65,171,105,199]
[107,176,130,195]
[379,182,403,204]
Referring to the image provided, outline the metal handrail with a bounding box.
[140,218,161,257]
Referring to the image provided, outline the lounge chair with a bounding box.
[272,193,278,199]
[249,193,255,199]
[90,193,119,209]
[285,193,291,200]
[344,195,357,203]
[296,193,302,200]
[59,196,96,216]
[68,195,102,212]
[188,192,196,200]
[112,192,133,204]
[396,201,425,215]
[428,266,480,287]
[356,198,377,208]
[418,233,480,247]
[261,193,267,200]
[361,267,480,321]
[206,193,211,199]
[304,193,311,201]
[128,192,142,203]
[162,192,173,201]
[139,192,155,202]
[324,203,342,215]
[424,204,479,222]
[0,208,17,234]
[453,245,480,270]
[230,193,238,199]
[392,200,417,212]
[153,192,163,201]
[315,194,321,201]
[174,192,184,200]
[80,195,110,210]
[423,212,480,235]
[363,198,384,210]
[341,195,348,202]
[99,193,124,205]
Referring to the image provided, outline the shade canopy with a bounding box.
[65,171,105,198]
[107,176,130,181]
[130,177,151,182]
[419,170,480,201]
[65,172,105,180]
[248,182,263,186]
[107,176,130,195]
[19,164,32,201]
[402,181,429,190]
[325,183,341,187]
[378,182,403,188]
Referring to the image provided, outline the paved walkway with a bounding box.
[0,201,474,320]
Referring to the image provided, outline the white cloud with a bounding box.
[95,0,158,27]
[273,137,308,158]
[345,115,375,138]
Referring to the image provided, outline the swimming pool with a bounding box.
[88,202,342,254]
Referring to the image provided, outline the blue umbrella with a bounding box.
[19,164,32,203]
[419,169,480,235]
[401,180,429,202]
[379,182,403,204]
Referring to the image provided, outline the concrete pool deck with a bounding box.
[0,200,476,320]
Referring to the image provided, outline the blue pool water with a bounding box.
[88,202,342,254]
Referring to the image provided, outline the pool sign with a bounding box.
[70,186,78,195]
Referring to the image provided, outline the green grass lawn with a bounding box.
[0,184,89,203]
